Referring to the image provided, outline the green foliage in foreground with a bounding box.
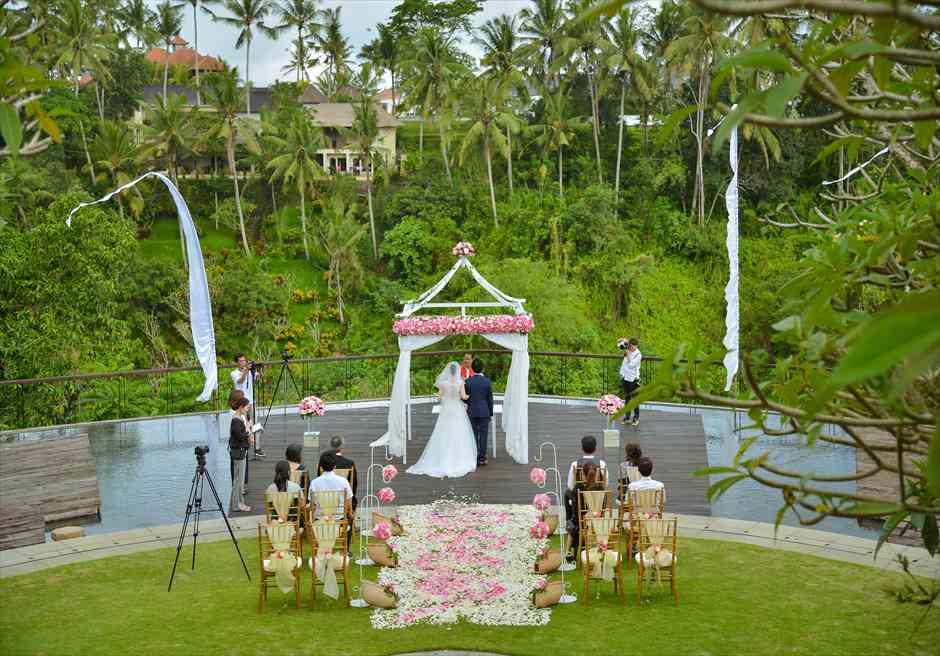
[1,536,937,656]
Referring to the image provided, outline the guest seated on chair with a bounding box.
[285,443,307,483]
[266,460,302,495]
[627,456,665,499]
[309,452,353,515]
[566,435,608,490]
[618,442,643,501]
[564,462,606,561]
[318,435,358,510]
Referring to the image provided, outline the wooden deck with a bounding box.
[242,402,709,516]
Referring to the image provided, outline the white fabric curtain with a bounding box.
[66,172,217,401]
[381,334,447,459]
[722,127,739,392]
[480,333,529,464]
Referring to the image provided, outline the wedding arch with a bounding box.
[373,243,532,465]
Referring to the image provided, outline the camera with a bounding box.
[617,338,629,350]
[194,445,210,457]
[247,360,262,373]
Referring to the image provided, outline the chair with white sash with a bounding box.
[622,487,665,564]
[580,510,624,604]
[264,490,304,561]
[634,516,678,606]
[257,522,302,611]
[307,517,350,607]
[575,489,612,568]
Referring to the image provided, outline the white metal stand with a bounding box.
[534,441,576,601]
[350,445,393,607]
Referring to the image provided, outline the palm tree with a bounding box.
[607,7,651,196]
[460,76,509,226]
[266,111,325,260]
[317,197,366,325]
[529,84,583,200]
[91,120,141,219]
[519,0,566,91]
[154,1,184,102]
[55,0,112,96]
[360,23,400,115]
[665,7,732,225]
[476,14,526,198]
[405,28,466,186]
[119,0,156,48]
[202,69,253,256]
[312,7,351,82]
[347,64,383,259]
[559,0,610,185]
[174,0,219,106]
[281,37,318,81]
[273,0,319,81]
[213,0,277,114]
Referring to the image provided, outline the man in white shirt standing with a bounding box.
[627,457,665,502]
[231,353,264,457]
[619,337,642,427]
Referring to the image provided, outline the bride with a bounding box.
[406,361,478,478]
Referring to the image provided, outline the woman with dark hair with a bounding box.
[618,442,643,502]
[229,396,254,513]
[266,460,302,494]
[565,462,606,562]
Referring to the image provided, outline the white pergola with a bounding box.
[372,255,531,465]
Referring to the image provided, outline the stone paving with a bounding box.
[1,511,937,580]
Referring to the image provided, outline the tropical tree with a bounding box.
[273,0,319,82]
[459,76,509,225]
[202,68,253,256]
[213,0,277,114]
[54,0,112,96]
[528,83,582,200]
[312,7,351,82]
[174,0,219,106]
[405,28,467,186]
[476,13,525,198]
[281,37,318,81]
[665,7,732,225]
[316,197,366,325]
[154,0,184,102]
[348,65,383,259]
[519,0,566,91]
[266,110,325,259]
[91,119,141,219]
[359,22,400,115]
[119,0,156,48]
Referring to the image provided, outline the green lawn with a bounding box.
[2,535,936,656]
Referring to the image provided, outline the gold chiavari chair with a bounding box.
[623,487,665,565]
[575,489,612,569]
[634,515,678,606]
[307,517,350,607]
[580,510,624,605]
[257,522,303,611]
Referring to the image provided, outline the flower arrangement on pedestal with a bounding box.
[452,241,476,257]
[393,314,534,336]
[298,395,325,416]
[596,394,625,427]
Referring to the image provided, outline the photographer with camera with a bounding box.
[231,353,264,458]
[618,337,642,427]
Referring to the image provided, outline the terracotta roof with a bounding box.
[171,35,188,46]
[78,72,94,88]
[377,89,397,99]
[301,85,329,104]
[145,46,223,72]
[309,102,400,128]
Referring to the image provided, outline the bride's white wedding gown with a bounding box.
[406,380,478,478]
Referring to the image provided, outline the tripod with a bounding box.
[167,447,251,591]
[258,352,304,439]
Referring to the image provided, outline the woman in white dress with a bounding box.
[406,361,478,478]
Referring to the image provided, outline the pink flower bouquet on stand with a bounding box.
[529,467,547,487]
[298,395,325,439]
[596,394,625,427]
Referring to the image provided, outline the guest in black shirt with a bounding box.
[228,397,253,513]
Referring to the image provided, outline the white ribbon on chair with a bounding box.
[266,491,298,522]
[588,516,619,581]
[264,523,297,594]
[312,520,343,599]
[311,490,345,520]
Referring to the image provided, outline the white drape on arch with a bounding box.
[376,333,530,464]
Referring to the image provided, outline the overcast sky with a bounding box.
[154,0,534,88]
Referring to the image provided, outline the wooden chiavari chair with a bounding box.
[307,517,350,607]
[575,489,612,569]
[257,522,303,611]
[622,487,665,565]
[634,515,678,606]
[580,509,624,604]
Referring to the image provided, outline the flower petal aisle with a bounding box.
[371,501,551,628]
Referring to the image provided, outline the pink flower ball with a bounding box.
[373,522,391,541]
[530,521,550,539]
[378,487,396,504]
[529,468,547,486]
[382,464,398,482]
[532,493,551,511]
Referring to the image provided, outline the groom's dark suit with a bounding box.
[464,373,494,465]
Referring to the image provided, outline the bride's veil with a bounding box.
[435,361,462,389]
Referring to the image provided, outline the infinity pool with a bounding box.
[4,402,873,538]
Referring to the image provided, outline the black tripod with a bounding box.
[167,446,251,591]
[258,352,304,440]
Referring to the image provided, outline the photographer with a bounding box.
[231,353,264,457]
[618,338,642,427]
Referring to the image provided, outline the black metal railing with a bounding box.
[0,349,728,431]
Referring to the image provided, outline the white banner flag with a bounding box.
[722,126,740,391]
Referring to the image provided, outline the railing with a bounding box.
[0,350,728,431]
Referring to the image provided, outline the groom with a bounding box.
[464,358,494,467]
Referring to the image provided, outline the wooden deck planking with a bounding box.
[241,403,709,516]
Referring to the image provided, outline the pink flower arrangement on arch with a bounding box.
[382,464,399,482]
[393,314,534,337]
[532,494,551,512]
[298,395,325,416]
[529,467,546,487]
[378,487,396,504]
[452,241,476,257]
[596,393,625,416]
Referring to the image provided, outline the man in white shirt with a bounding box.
[619,338,642,427]
[231,353,264,457]
[627,457,665,502]
[566,435,608,490]
[308,453,354,514]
